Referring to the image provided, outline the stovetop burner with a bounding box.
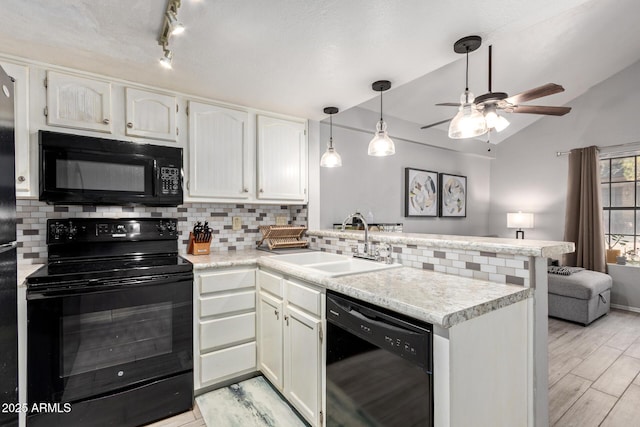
[26,218,193,289]
[26,254,192,287]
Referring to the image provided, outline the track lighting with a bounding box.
[368,80,395,156]
[160,44,173,69]
[157,0,184,69]
[320,107,342,168]
[167,9,185,35]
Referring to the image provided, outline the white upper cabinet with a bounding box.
[257,115,307,202]
[0,62,31,194]
[45,71,112,133]
[125,87,177,141]
[187,101,251,199]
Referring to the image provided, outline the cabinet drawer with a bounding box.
[200,342,256,385]
[258,270,283,298]
[286,280,321,316]
[200,269,255,294]
[200,290,255,317]
[200,312,256,352]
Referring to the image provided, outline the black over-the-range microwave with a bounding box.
[39,130,183,207]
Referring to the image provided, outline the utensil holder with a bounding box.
[187,232,211,255]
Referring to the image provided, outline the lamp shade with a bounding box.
[507,212,534,229]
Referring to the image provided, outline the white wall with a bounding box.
[319,108,493,234]
[489,59,640,240]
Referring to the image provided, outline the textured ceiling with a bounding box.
[0,0,637,143]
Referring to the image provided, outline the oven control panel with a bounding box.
[47,218,179,243]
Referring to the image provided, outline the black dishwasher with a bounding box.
[326,291,433,427]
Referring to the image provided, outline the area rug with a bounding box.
[195,376,307,427]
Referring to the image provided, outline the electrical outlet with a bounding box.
[276,216,288,226]
[232,216,242,230]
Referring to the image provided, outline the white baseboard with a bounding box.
[611,303,640,314]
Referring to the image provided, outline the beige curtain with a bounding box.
[563,146,605,272]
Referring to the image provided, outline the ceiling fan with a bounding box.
[420,35,571,136]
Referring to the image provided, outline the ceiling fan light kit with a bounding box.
[422,35,571,139]
[368,80,396,156]
[483,104,510,132]
[320,107,342,168]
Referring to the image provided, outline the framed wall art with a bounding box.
[440,173,467,217]
[405,168,438,217]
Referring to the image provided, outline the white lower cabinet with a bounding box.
[195,268,257,392]
[258,290,284,389]
[257,269,325,427]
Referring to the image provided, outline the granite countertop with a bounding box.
[181,248,273,269]
[18,263,44,286]
[307,229,574,258]
[188,250,532,329]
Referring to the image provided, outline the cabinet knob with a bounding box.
[127,122,133,128]
[284,314,289,326]
[103,118,110,125]
[243,188,249,193]
[17,175,25,183]
[259,188,264,193]
[274,309,279,319]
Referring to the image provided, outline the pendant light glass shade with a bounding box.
[448,91,487,139]
[368,80,395,156]
[368,120,395,156]
[320,146,342,167]
[320,106,342,168]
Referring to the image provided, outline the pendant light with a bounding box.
[448,36,487,139]
[368,80,395,156]
[320,107,342,168]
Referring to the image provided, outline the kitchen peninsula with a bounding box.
[186,231,573,427]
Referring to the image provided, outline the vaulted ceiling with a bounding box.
[0,0,638,143]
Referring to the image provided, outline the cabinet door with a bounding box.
[258,291,284,390]
[188,101,250,199]
[45,71,112,133]
[257,115,307,201]
[0,62,30,194]
[125,87,177,141]
[285,304,322,427]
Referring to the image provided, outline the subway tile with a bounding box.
[506,275,525,286]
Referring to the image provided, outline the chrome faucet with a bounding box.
[341,212,369,254]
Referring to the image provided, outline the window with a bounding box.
[600,156,640,255]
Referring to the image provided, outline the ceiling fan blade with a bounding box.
[510,105,572,116]
[436,103,460,107]
[505,83,565,105]
[420,118,452,129]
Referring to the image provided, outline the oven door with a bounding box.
[27,273,193,405]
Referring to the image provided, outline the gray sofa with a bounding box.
[548,269,612,325]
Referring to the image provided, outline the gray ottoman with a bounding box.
[548,270,612,325]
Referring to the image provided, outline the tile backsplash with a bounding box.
[16,200,308,264]
[309,236,530,287]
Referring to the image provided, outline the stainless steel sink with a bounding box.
[273,251,401,277]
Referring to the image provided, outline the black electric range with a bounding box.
[25,218,194,427]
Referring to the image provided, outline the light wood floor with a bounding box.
[150,308,640,427]
[143,402,205,427]
[549,308,640,426]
